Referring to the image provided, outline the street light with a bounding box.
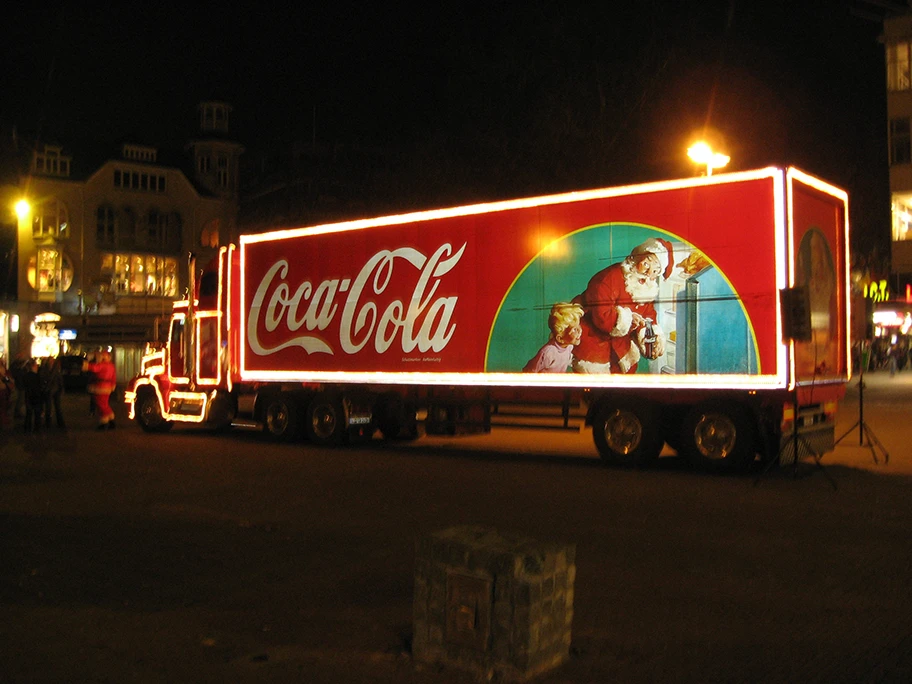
[687,141,730,176]
[14,198,30,220]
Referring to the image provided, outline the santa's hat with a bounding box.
[631,238,674,280]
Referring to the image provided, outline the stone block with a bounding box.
[412,526,575,681]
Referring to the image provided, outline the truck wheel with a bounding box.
[136,390,173,433]
[591,400,662,467]
[262,395,300,442]
[208,394,237,432]
[305,395,347,446]
[680,401,756,471]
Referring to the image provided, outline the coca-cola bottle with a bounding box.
[643,318,656,359]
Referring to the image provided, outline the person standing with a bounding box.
[0,358,13,430]
[22,359,45,433]
[85,351,117,429]
[40,356,66,431]
[10,352,28,420]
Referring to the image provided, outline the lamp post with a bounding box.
[687,141,730,176]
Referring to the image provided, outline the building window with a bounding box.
[217,154,229,188]
[102,252,178,297]
[890,118,911,165]
[200,218,220,248]
[198,155,211,173]
[145,209,182,253]
[122,144,157,162]
[96,205,116,246]
[892,199,912,242]
[114,168,166,193]
[33,198,69,240]
[27,249,73,293]
[888,41,912,92]
[32,145,71,178]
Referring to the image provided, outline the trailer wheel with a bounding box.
[305,394,347,446]
[680,401,756,471]
[591,400,662,467]
[262,395,300,442]
[136,390,173,433]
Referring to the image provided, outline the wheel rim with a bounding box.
[602,409,643,455]
[266,403,290,435]
[310,403,338,441]
[692,412,737,460]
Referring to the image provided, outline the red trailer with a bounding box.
[125,166,850,471]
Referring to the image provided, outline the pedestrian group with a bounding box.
[0,350,117,433]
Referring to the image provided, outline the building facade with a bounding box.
[14,102,243,380]
[885,14,912,282]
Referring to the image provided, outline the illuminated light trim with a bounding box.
[240,244,247,379]
[226,244,236,393]
[237,369,787,391]
[785,167,852,385]
[238,168,787,388]
[194,310,223,386]
[125,378,210,425]
[166,390,209,423]
[241,167,784,246]
[141,348,165,376]
[168,312,191,385]
[124,376,160,421]
[235,167,848,394]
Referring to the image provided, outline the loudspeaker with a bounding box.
[780,286,812,342]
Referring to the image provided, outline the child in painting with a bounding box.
[523,303,585,373]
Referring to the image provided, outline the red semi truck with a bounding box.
[125,166,850,471]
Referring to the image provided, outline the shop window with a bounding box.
[27,249,73,293]
[104,252,178,297]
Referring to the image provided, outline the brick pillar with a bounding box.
[413,526,575,681]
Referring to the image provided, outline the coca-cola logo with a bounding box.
[247,243,466,357]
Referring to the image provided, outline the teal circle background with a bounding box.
[485,223,755,374]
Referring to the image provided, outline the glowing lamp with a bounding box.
[687,142,730,176]
[14,199,30,219]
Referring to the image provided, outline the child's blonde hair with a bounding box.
[548,302,584,340]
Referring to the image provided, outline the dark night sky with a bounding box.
[0,1,895,255]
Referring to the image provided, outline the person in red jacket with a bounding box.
[572,238,672,374]
[85,351,117,429]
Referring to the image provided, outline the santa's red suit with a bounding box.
[572,238,671,374]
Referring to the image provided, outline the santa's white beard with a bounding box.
[623,266,659,304]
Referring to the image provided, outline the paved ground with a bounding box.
[0,373,910,683]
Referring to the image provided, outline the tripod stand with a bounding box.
[835,364,889,464]
[754,384,837,489]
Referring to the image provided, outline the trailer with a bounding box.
[125,166,850,471]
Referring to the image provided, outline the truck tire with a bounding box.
[136,390,173,433]
[262,395,300,442]
[305,394,347,446]
[679,401,756,472]
[591,399,662,467]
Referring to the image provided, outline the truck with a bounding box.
[124,166,850,472]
